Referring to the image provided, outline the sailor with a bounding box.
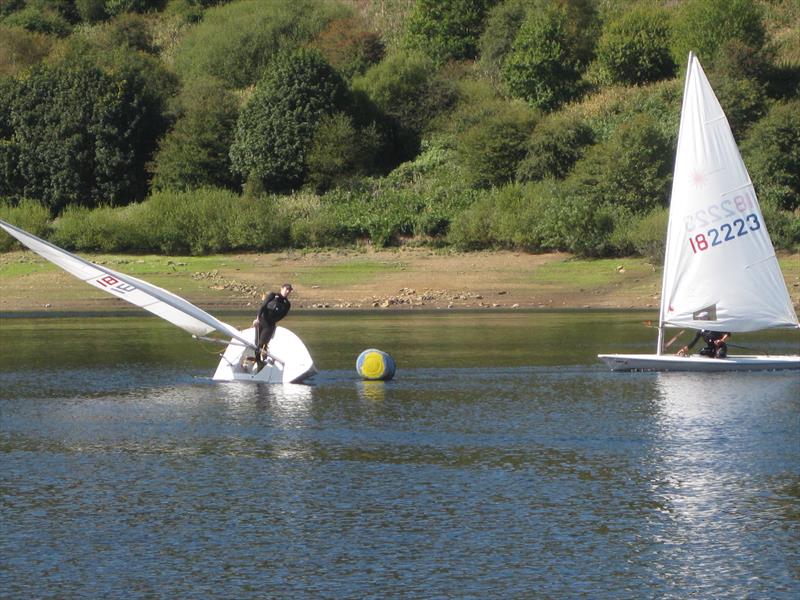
[253,283,293,368]
[677,329,731,358]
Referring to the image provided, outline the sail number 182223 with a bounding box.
[688,213,761,253]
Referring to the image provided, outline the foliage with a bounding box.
[671,0,765,65]
[565,113,672,214]
[305,113,383,194]
[150,76,240,192]
[404,0,495,64]
[5,55,171,212]
[517,113,594,182]
[310,17,384,80]
[2,4,72,37]
[0,199,50,251]
[742,99,800,212]
[0,25,53,77]
[627,206,668,263]
[502,0,598,110]
[172,0,349,89]
[229,48,349,192]
[456,106,536,189]
[478,0,526,81]
[596,4,675,85]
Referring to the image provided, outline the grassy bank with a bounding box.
[1,248,798,314]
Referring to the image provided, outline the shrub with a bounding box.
[566,113,672,214]
[478,0,527,82]
[596,5,675,85]
[517,114,594,182]
[627,206,669,263]
[151,77,241,192]
[51,204,147,252]
[172,0,349,89]
[671,0,765,65]
[0,199,50,251]
[502,0,598,111]
[230,48,349,192]
[456,108,535,188]
[0,25,53,77]
[742,99,800,211]
[310,17,384,80]
[404,0,494,64]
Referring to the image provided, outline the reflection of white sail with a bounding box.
[0,218,315,383]
[599,53,799,371]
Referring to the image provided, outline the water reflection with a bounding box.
[357,380,387,402]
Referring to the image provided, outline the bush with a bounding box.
[502,0,598,111]
[230,48,349,192]
[310,17,384,80]
[478,0,527,82]
[51,204,147,252]
[517,114,594,182]
[456,106,536,189]
[172,0,349,89]
[671,0,765,65]
[0,199,51,251]
[566,113,672,214]
[596,5,675,85]
[0,25,53,77]
[150,77,241,192]
[404,0,494,64]
[741,100,800,212]
[627,206,669,263]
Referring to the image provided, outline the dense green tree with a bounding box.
[6,55,171,212]
[2,4,72,36]
[742,99,800,212]
[478,0,526,81]
[353,50,457,161]
[404,0,496,64]
[457,108,535,188]
[517,114,594,182]
[597,4,675,85]
[566,113,672,214]
[502,0,598,110]
[671,0,765,66]
[151,77,240,192]
[229,49,349,192]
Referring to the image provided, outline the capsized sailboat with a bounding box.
[0,219,316,383]
[598,53,799,371]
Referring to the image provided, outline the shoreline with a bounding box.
[1,248,798,315]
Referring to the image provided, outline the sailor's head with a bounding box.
[280,283,293,296]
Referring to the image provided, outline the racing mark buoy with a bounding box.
[356,348,396,381]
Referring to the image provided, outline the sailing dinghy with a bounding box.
[598,53,799,372]
[0,219,316,383]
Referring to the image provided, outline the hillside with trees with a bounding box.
[1,0,798,260]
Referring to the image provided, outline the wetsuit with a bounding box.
[686,329,730,358]
[255,292,291,367]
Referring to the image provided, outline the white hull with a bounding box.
[598,353,800,372]
[213,326,316,384]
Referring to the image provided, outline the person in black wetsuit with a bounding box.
[678,329,731,358]
[252,283,292,369]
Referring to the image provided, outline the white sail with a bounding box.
[658,53,799,334]
[0,219,256,349]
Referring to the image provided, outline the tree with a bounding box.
[516,114,594,182]
[597,5,675,85]
[502,0,597,111]
[150,77,240,192]
[229,49,349,192]
[7,56,170,211]
[310,17,384,80]
[671,0,765,65]
[742,100,800,212]
[404,0,496,64]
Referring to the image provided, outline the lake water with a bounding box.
[1,311,798,598]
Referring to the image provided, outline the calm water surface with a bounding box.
[1,311,798,599]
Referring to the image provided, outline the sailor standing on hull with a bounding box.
[253,283,292,369]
